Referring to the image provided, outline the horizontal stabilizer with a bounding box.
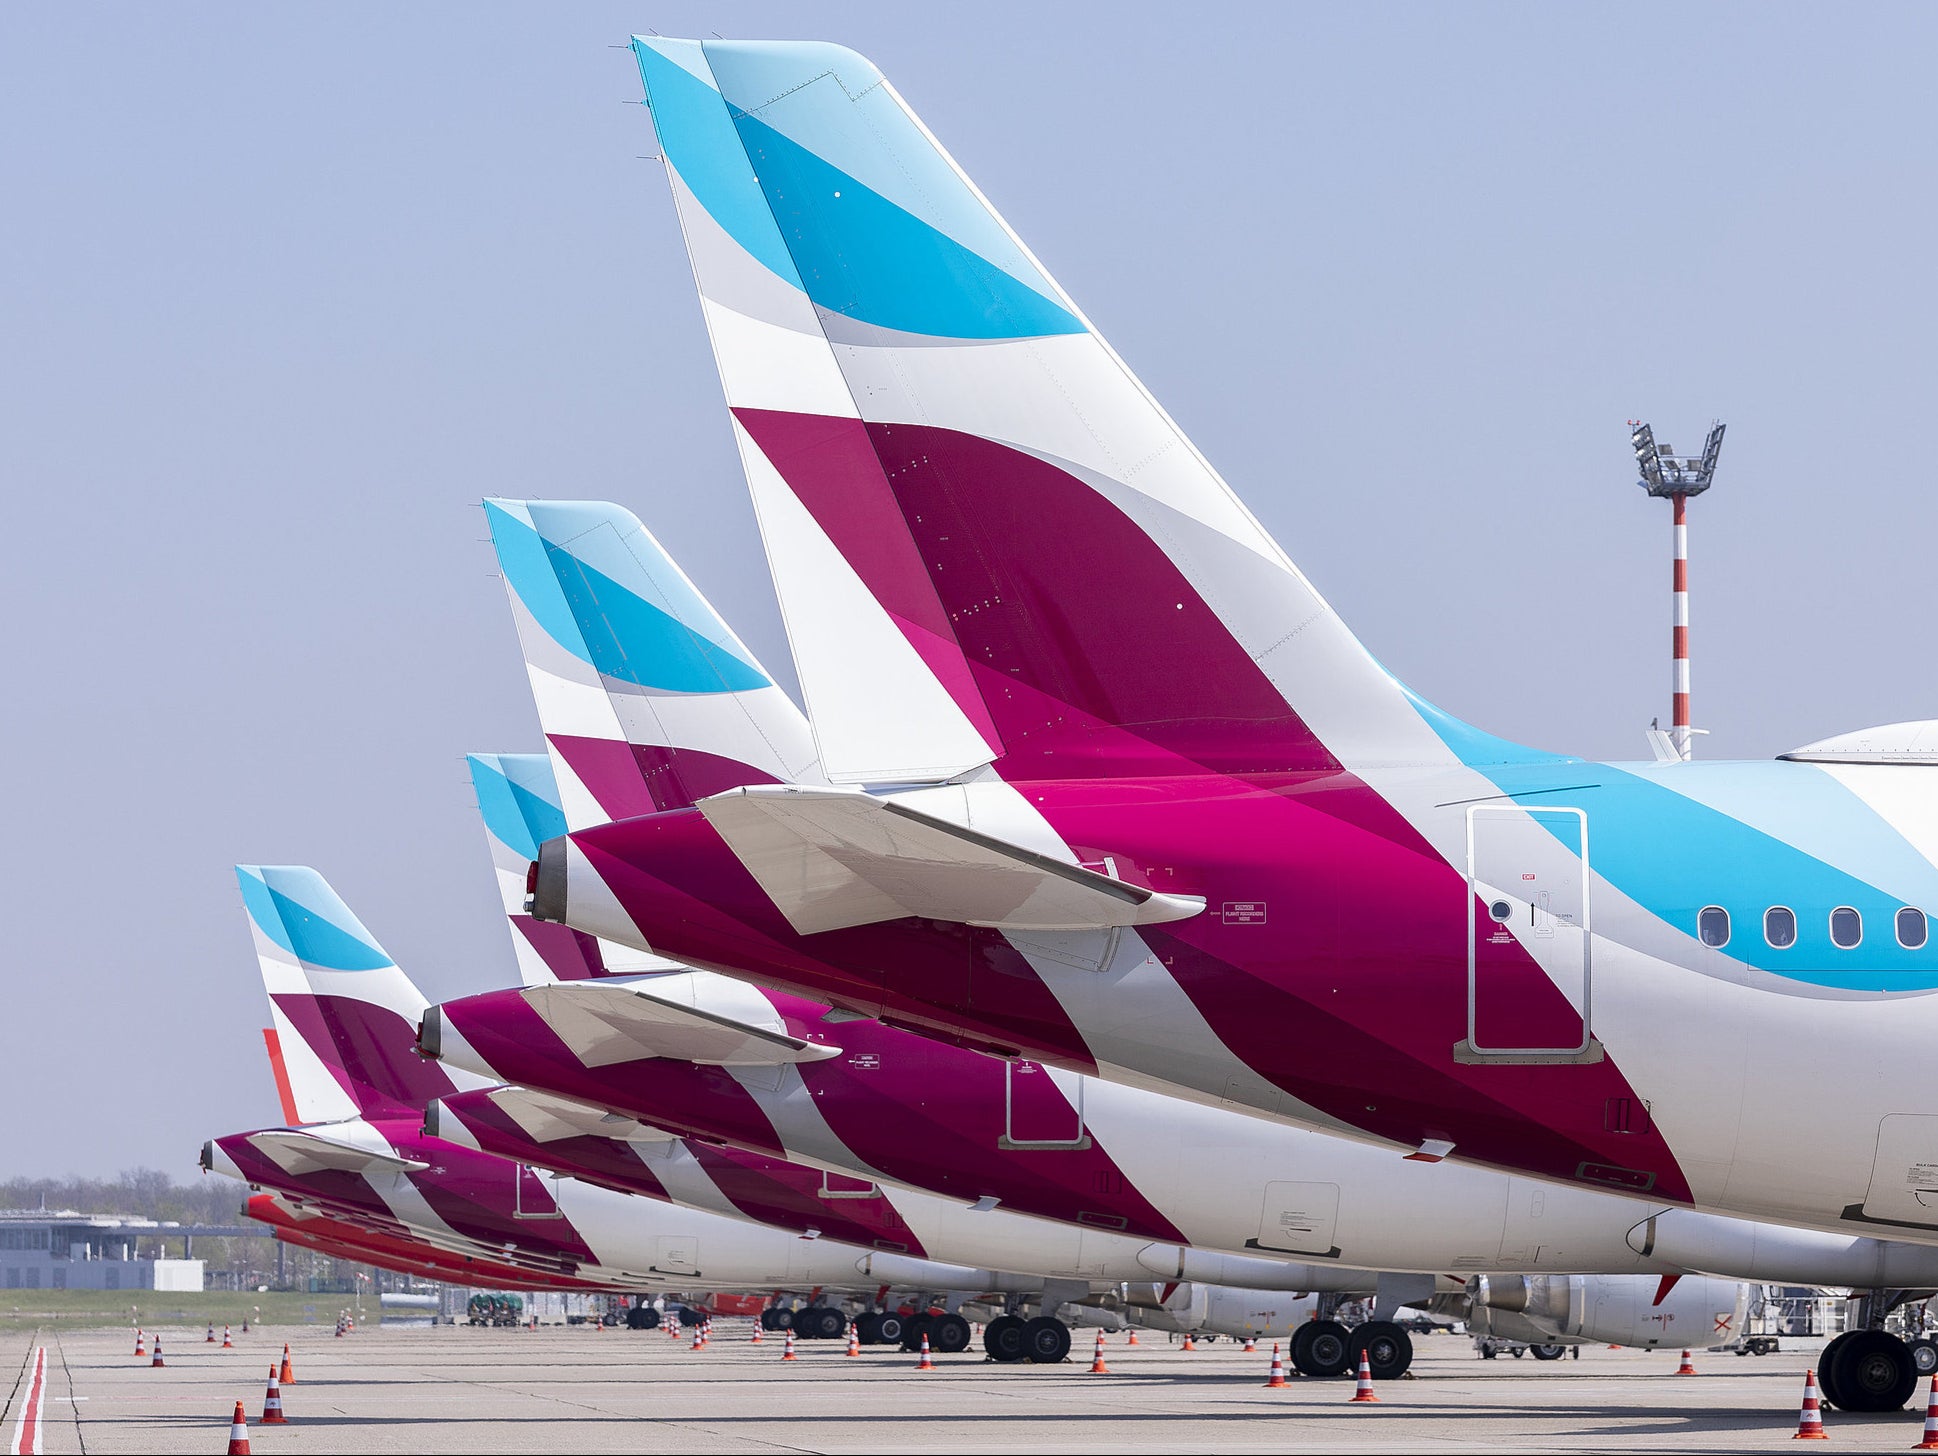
[480,1086,676,1145]
[696,785,1207,935]
[521,977,841,1068]
[242,1129,428,1178]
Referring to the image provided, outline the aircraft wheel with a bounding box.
[1351,1321,1415,1378]
[932,1313,973,1354]
[1826,1329,1917,1412]
[625,1306,660,1331]
[809,1306,847,1340]
[1529,1343,1567,1361]
[901,1312,933,1351]
[1024,1316,1071,1364]
[854,1312,882,1345]
[1291,1319,1353,1378]
[757,1309,778,1332]
[875,1312,907,1347]
[984,1314,1028,1363]
[1910,1337,1938,1377]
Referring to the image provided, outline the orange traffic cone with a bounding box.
[151,1337,165,1369]
[1916,1374,1938,1449]
[207,1323,217,1344]
[135,1328,145,1358]
[916,1333,936,1371]
[225,1400,251,1455]
[1349,1351,1380,1403]
[751,1320,764,1345]
[1181,1332,1197,1351]
[1676,1347,1698,1375]
[1125,1328,1140,1347]
[846,1323,861,1358]
[702,1319,712,1347]
[260,1366,288,1425]
[1793,1368,1828,1440]
[1263,1341,1289,1388]
[1089,1329,1110,1374]
[279,1345,294,1386]
[222,1325,233,1349]
[690,1321,704,1351]
[781,1329,797,1361]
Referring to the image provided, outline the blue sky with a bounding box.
[2,3,1932,1174]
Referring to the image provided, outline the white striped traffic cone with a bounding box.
[846,1323,860,1357]
[1348,1350,1380,1403]
[1263,1341,1289,1388]
[781,1328,797,1361]
[260,1366,288,1425]
[225,1400,251,1455]
[1792,1367,1827,1440]
[1915,1374,1938,1449]
[916,1333,935,1371]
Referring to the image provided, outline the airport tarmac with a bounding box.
[3,1319,1923,1453]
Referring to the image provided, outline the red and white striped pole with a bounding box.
[1671,491,1692,760]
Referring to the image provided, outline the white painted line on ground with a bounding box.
[10,1346,44,1456]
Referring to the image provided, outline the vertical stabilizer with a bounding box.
[465,751,673,982]
[237,866,468,1118]
[484,498,823,821]
[630,38,1554,779]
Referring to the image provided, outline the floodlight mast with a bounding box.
[1630,420,1726,761]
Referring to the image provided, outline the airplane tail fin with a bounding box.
[237,865,466,1120]
[484,497,823,824]
[465,751,676,984]
[631,38,1555,781]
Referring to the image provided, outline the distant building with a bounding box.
[0,1209,214,1292]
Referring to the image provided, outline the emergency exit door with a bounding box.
[1458,805,1599,1063]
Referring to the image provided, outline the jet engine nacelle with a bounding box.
[1476,1274,1748,1350]
[1121,1281,1319,1338]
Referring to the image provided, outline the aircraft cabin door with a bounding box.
[1457,805,1601,1064]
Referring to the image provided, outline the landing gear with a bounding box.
[1821,1329,1918,1413]
[764,1307,792,1332]
[1351,1320,1415,1379]
[1911,1338,1938,1377]
[1529,1343,1567,1361]
[802,1306,846,1340]
[1291,1320,1353,1378]
[929,1313,973,1354]
[984,1314,1027,1363]
[624,1305,660,1330]
[874,1312,907,1347]
[1023,1316,1070,1364]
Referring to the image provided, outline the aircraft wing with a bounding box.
[242,1129,429,1178]
[520,979,842,1068]
[480,1085,677,1145]
[697,785,1207,935]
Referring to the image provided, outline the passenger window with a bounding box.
[1698,906,1730,948]
[1764,907,1797,949]
[1830,906,1862,949]
[1898,907,1928,950]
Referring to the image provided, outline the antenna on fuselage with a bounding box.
[1631,420,1725,761]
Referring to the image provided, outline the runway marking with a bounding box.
[10,1347,44,1456]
